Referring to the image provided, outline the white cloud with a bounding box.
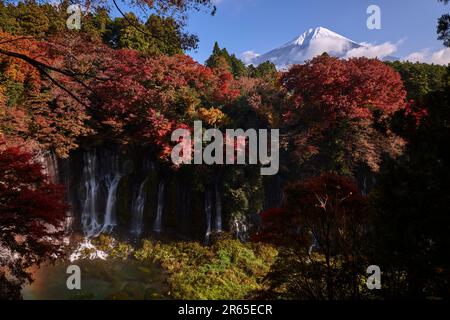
[345,41,399,59]
[240,37,403,69]
[403,51,428,62]
[403,48,450,65]
[241,51,260,65]
[303,37,353,60]
[290,38,399,62]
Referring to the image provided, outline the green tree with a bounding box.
[206,42,248,78]
[104,13,198,55]
[387,61,448,101]
[206,42,222,63]
[206,42,230,69]
[145,15,184,55]
[105,13,150,52]
[229,53,247,78]
[0,0,107,39]
[0,1,203,53]
[248,61,277,79]
[438,0,450,46]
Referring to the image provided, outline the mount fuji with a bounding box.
[245,27,398,69]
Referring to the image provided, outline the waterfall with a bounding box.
[81,151,102,238]
[64,215,74,235]
[59,157,75,235]
[215,183,222,233]
[101,173,122,233]
[309,234,320,255]
[131,178,148,236]
[204,190,213,242]
[233,217,248,241]
[37,150,59,183]
[62,146,240,239]
[48,152,59,183]
[79,149,123,237]
[153,180,165,234]
[37,150,76,236]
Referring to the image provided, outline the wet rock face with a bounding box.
[51,146,209,241]
[45,145,283,241]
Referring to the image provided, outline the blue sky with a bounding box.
[180,0,450,64]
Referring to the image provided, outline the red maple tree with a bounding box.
[0,142,67,299]
[282,55,406,121]
[253,173,370,299]
[280,55,407,173]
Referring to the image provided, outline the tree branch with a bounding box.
[0,48,90,108]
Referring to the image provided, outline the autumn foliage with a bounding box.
[1,1,449,300]
[90,50,240,157]
[0,31,242,161]
[0,32,92,156]
[281,55,407,173]
[254,173,371,299]
[254,173,369,247]
[0,143,66,299]
[282,55,406,120]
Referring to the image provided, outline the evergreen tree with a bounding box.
[248,61,277,79]
[206,43,229,68]
[437,0,450,47]
[206,42,248,78]
[228,54,247,78]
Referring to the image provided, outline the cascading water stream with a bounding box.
[102,173,122,233]
[131,178,148,236]
[153,180,165,234]
[36,150,59,183]
[81,151,102,238]
[62,147,274,239]
[204,190,213,242]
[214,183,222,233]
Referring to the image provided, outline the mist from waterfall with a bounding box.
[153,180,165,234]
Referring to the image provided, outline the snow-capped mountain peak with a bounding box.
[284,27,358,48]
[247,27,365,69]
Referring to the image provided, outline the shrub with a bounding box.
[134,237,277,300]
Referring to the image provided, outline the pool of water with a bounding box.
[22,259,170,300]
